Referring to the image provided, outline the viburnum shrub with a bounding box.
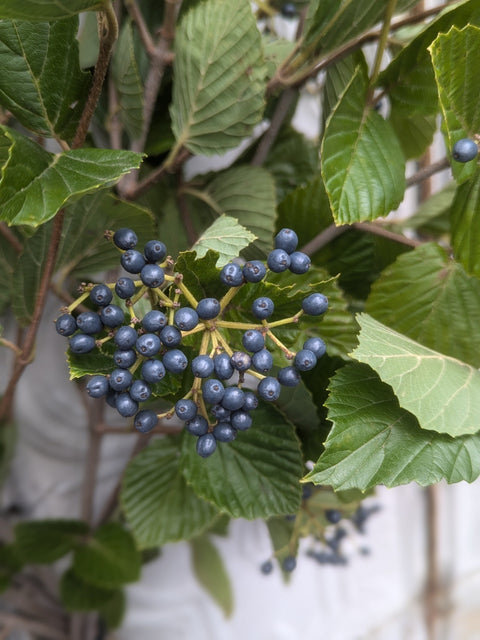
[0,0,480,633]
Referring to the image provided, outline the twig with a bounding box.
[71,4,118,149]
[81,401,105,526]
[177,179,199,245]
[126,147,191,200]
[0,223,22,253]
[0,612,68,640]
[300,224,350,255]
[251,88,297,166]
[406,157,451,188]
[368,0,397,98]
[126,0,155,55]
[352,222,421,248]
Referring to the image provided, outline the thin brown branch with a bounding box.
[71,4,118,149]
[0,212,65,423]
[0,612,68,640]
[177,185,199,246]
[126,147,191,200]
[406,157,451,188]
[352,221,421,248]
[81,401,105,526]
[126,0,156,55]
[251,88,297,166]
[0,223,22,253]
[300,224,350,255]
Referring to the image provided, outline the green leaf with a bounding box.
[305,362,480,490]
[186,165,277,258]
[190,535,233,617]
[112,20,145,139]
[180,404,303,519]
[174,250,224,302]
[0,19,89,140]
[450,172,480,277]
[0,544,23,591]
[192,215,256,267]
[67,347,115,380]
[98,589,126,629]
[15,519,89,564]
[352,314,480,437]
[0,233,18,313]
[366,243,480,368]
[121,438,218,549]
[430,26,480,183]
[0,126,143,227]
[11,222,53,326]
[60,569,119,612]
[0,0,102,20]
[72,523,141,588]
[55,190,154,278]
[170,0,266,155]
[378,0,480,117]
[403,182,456,235]
[321,65,405,224]
[390,111,436,160]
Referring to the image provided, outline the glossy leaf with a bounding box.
[305,363,480,490]
[0,126,143,227]
[121,438,218,549]
[170,0,266,155]
[430,26,480,183]
[190,535,233,617]
[352,314,480,437]
[73,523,141,588]
[0,0,102,20]
[366,243,480,368]
[192,215,256,267]
[0,19,89,140]
[15,519,88,563]
[450,172,480,278]
[180,404,303,519]
[390,111,436,160]
[321,65,405,224]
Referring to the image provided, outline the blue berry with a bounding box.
[69,333,96,354]
[452,138,478,162]
[163,349,188,373]
[113,228,137,250]
[86,375,109,398]
[121,249,146,274]
[76,311,102,335]
[267,248,291,272]
[294,349,317,372]
[303,336,326,359]
[274,228,298,253]
[55,314,77,336]
[113,349,137,368]
[220,262,244,287]
[115,392,139,417]
[242,329,265,352]
[243,391,258,411]
[136,333,161,357]
[251,349,273,373]
[186,415,209,436]
[243,260,266,283]
[142,310,167,332]
[214,352,234,380]
[115,277,136,299]
[89,284,113,307]
[289,251,311,275]
[106,389,118,408]
[130,379,152,402]
[221,387,245,411]
[196,298,220,320]
[325,509,342,524]
[141,359,166,383]
[174,307,199,331]
[196,433,217,458]
[140,264,165,288]
[282,556,296,572]
[100,304,125,328]
[202,379,225,404]
[109,368,133,391]
[252,297,274,319]
[230,351,252,372]
[144,239,167,263]
[213,422,237,442]
[277,366,301,387]
[302,293,328,316]
[260,560,273,575]
[114,325,138,349]
[257,377,280,401]
[210,404,231,421]
[134,409,158,433]
[159,325,182,348]
[191,355,214,378]
[230,410,252,431]
[175,399,198,421]
[281,2,296,18]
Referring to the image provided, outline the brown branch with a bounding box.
[81,401,105,526]
[352,222,421,248]
[0,223,22,253]
[126,147,191,200]
[251,88,297,166]
[126,0,156,55]
[0,612,68,640]
[300,224,350,255]
[406,157,451,188]
[71,4,118,149]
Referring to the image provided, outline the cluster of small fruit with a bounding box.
[55,227,328,458]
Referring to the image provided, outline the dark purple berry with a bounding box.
[144,239,167,263]
[191,355,214,378]
[175,399,198,421]
[69,333,96,354]
[210,404,231,421]
[220,262,244,287]
[452,138,478,162]
[243,260,266,283]
[289,251,311,275]
[303,337,326,359]
[100,304,125,328]
[115,277,136,299]
[274,228,298,253]
[282,556,296,572]
[251,349,273,373]
[186,415,209,436]
[55,314,77,336]
[86,375,109,398]
[76,311,102,335]
[159,325,182,348]
[196,298,220,320]
[113,349,137,369]
[243,392,258,411]
[89,284,113,307]
[294,349,317,372]
[136,333,161,357]
[277,366,301,387]
[196,433,217,457]
[213,422,237,442]
[134,409,158,433]
[302,293,328,316]
[141,359,166,383]
[202,379,225,404]
[221,387,245,411]
[114,325,138,349]
[121,249,146,274]
[130,379,152,402]
[162,349,188,373]
[251,297,274,319]
[242,329,265,353]
[142,310,167,332]
[257,376,280,401]
[174,307,199,331]
[115,392,138,417]
[267,248,291,272]
[230,351,252,372]
[230,410,252,431]
[214,352,234,380]
[113,228,137,250]
[109,368,133,391]
[140,264,165,287]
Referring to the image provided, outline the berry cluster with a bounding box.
[56,227,328,457]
